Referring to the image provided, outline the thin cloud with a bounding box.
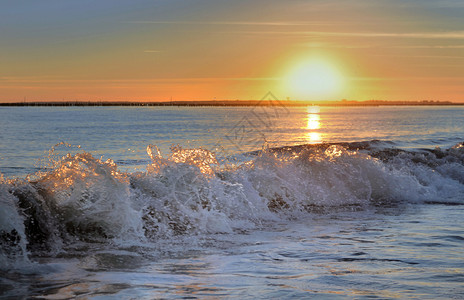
[126,20,329,26]
[320,31,464,39]
[369,54,464,59]
[302,43,464,49]
[390,45,464,49]
[291,31,464,39]
[233,30,464,40]
[351,76,464,81]
[143,50,162,53]
[1,77,277,85]
[128,20,464,40]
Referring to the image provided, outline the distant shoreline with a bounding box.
[0,100,462,107]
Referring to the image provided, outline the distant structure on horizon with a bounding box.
[0,99,460,107]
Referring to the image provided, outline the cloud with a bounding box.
[370,55,464,59]
[285,30,464,39]
[303,42,464,50]
[230,30,464,40]
[127,20,464,41]
[390,45,464,49]
[126,20,329,26]
[351,76,464,81]
[317,31,464,39]
[0,76,277,85]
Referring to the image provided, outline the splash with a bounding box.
[0,175,29,269]
[147,144,218,175]
[1,141,463,270]
[37,152,145,243]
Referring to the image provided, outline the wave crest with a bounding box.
[1,141,463,269]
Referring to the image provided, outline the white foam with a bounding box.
[1,142,463,269]
[0,175,29,269]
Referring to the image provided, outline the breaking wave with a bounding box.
[1,141,463,269]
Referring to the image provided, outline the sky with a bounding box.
[1,0,464,102]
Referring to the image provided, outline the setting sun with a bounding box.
[283,58,345,100]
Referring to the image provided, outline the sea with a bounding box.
[0,105,463,299]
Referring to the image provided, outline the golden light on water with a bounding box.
[307,131,322,144]
[306,106,322,143]
[308,117,320,130]
[307,108,321,130]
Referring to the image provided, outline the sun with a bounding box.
[283,58,344,100]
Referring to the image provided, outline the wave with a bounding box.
[1,141,463,269]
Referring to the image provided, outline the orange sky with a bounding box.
[1,1,464,102]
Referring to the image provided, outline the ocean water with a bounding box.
[0,105,463,299]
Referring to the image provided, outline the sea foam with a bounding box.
[1,141,463,269]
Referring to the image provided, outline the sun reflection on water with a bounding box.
[306,106,322,143]
[307,131,322,143]
[307,114,321,130]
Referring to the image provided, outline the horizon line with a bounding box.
[1,99,462,107]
